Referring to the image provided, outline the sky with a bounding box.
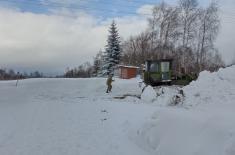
[0,0,234,75]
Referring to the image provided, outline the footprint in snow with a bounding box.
[101,109,108,113]
[101,118,108,121]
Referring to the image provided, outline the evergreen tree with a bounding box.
[103,20,122,75]
[93,49,103,77]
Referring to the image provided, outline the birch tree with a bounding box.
[196,2,220,72]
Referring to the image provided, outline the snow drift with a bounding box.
[137,65,235,155]
[140,65,235,107]
[140,86,156,102]
[183,65,235,106]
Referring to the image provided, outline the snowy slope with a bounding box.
[183,65,235,106]
[136,65,235,155]
[136,104,235,155]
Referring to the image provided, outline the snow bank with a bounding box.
[135,66,235,155]
[141,86,156,102]
[153,86,180,106]
[136,105,235,155]
[143,65,235,107]
[183,65,235,106]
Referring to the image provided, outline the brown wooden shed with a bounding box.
[118,65,139,79]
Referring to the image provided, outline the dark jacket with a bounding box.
[106,77,114,85]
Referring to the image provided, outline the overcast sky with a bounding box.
[0,0,234,75]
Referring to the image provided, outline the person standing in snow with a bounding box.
[106,74,114,93]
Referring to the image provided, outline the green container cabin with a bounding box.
[144,59,173,86]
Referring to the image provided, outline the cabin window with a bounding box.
[161,62,170,72]
[150,63,159,72]
[145,61,149,71]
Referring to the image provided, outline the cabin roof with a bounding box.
[145,59,173,63]
[117,65,140,69]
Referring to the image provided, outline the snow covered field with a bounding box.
[0,65,235,155]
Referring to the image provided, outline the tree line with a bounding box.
[64,62,93,78]
[0,68,44,80]
[66,0,225,78]
[0,0,228,79]
[121,0,224,76]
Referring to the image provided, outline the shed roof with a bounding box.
[146,59,173,62]
[118,65,140,69]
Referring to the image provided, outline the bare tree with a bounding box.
[177,0,199,73]
[120,0,223,76]
[196,2,220,72]
[122,36,138,65]
[179,0,199,47]
[122,32,151,66]
[149,2,180,58]
[93,49,103,76]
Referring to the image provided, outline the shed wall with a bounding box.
[119,67,138,79]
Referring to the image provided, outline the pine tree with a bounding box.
[93,49,103,77]
[102,20,122,75]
